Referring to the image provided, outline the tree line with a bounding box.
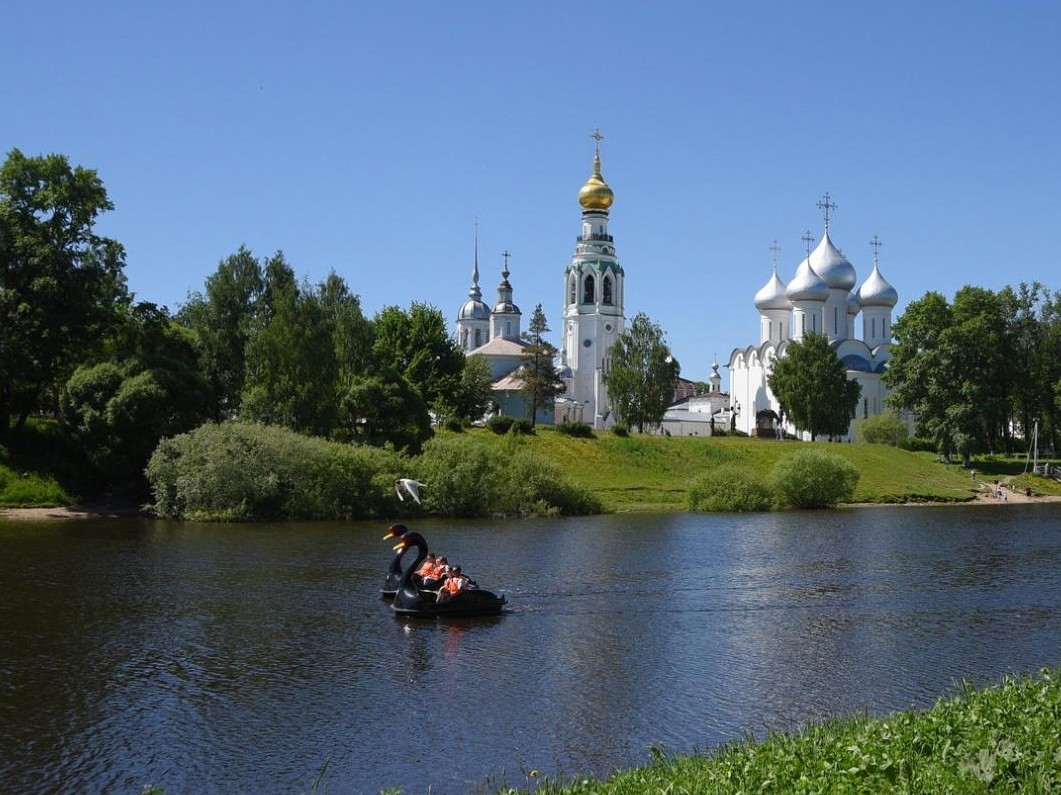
[885,284,1061,462]
[3,148,1057,503]
[0,149,505,497]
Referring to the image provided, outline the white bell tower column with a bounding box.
[561,130,625,428]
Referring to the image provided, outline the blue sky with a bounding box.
[6,1,1059,382]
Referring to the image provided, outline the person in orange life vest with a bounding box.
[438,566,470,601]
[415,553,437,580]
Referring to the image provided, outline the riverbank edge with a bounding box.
[3,488,1060,522]
[498,667,1060,795]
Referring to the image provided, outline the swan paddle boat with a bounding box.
[389,531,506,617]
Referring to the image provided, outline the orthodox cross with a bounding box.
[501,249,511,278]
[591,128,604,155]
[816,192,838,230]
[770,239,781,271]
[802,229,815,260]
[870,234,882,267]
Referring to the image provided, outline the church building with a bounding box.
[456,239,555,423]
[727,196,899,441]
[556,132,625,428]
[457,132,625,429]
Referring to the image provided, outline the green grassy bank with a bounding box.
[462,428,983,512]
[483,667,1060,795]
[4,421,1059,512]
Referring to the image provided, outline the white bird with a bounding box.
[395,478,427,504]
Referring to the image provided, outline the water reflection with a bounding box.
[1,505,1060,794]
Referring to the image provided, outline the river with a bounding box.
[1,504,1059,794]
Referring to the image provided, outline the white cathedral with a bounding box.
[456,134,625,428]
[727,196,900,441]
[455,139,901,439]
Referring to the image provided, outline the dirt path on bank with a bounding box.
[0,505,146,521]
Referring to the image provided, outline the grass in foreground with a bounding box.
[492,667,1061,795]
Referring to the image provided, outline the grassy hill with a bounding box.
[458,427,982,512]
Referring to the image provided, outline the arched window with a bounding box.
[568,276,576,305]
[602,275,613,305]
[474,328,482,348]
[583,275,595,304]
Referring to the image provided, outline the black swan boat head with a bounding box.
[379,523,413,599]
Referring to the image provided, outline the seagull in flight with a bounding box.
[395,478,427,504]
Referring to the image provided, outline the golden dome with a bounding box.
[578,152,614,211]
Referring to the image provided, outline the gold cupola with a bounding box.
[578,150,614,211]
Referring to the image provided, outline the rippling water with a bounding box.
[2,504,1060,794]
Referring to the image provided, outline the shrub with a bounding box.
[770,447,860,508]
[611,424,629,437]
[416,435,507,517]
[505,453,603,516]
[555,421,595,438]
[857,409,909,446]
[900,436,937,453]
[687,464,773,512]
[486,415,533,435]
[145,421,402,520]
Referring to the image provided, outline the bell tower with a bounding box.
[560,130,625,428]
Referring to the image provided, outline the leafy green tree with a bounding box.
[61,355,210,493]
[454,354,494,424]
[241,255,338,436]
[179,246,264,419]
[886,286,1027,463]
[372,303,465,417]
[1002,283,1061,453]
[0,149,128,438]
[339,371,431,453]
[603,312,680,432]
[768,333,860,441]
[520,304,565,428]
[318,270,374,393]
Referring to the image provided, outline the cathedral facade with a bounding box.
[727,200,899,441]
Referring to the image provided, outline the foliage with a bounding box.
[508,667,1061,795]
[519,304,565,427]
[452,354,494,424]
[0,148,129,438]
[60,355,210,493]
[768,333,861,441]
[178,246,264,419]
[337,371,431,453]
[556,421,595,438]
[770,447,860,508]
[144,421,402,520]
[372,302,465,415]
[886,284,1061,462]
[241,255,340,436]
[611,424,629,437]
[687,464,773,512]
[416,435,601,517]
[504,452,603,516]
[856,409,909,446]
[0,467,69,507]
[486,415,533,435]
[603,312,680,432]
